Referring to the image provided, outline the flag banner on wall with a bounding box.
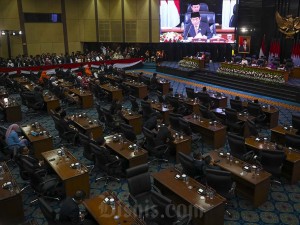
[291,42,300,66]
[259,35,265,58]
[160,0,180,28]
[268,39,280,63]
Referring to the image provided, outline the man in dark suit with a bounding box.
[184,12,212,40]
[143,112,163,131]
[59,190,97,225]
[238,39,250,53]
[155,124,174,146]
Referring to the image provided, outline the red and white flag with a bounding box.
[259,35,265,58]
[160,0,180,28]
[292,42,300,66]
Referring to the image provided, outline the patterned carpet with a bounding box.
[1,64,300,225]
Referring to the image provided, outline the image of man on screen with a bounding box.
[183,12,212,40]
[238,38,250,53]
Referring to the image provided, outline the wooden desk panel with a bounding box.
[21,124,54,159]
[121,111,142,134]
[170,130,192,162]
[123,81,148,99]
[43,94,60,113]
[0,162,24,224]
[70,88,93,109]
[105,136,148,168]
[67,115,103,140]
[42,149,90,197]
[245,136,300,184]
[152,168,225,225]
[84,192,145,225]
[184,115,227,148]
[270,125,298,145]
[151,102,174,124]
[209,150,271,207]
[0,98,22,122]
[99,83,123,101]
[158,80,170,95]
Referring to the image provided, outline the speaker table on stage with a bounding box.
[209,37,227,43]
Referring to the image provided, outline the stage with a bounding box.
[156,61,300,103]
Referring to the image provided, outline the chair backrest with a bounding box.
[185,87,195,99]
[259,150,286,177]
[225,108,238,123]
[247,102,262,117]
[168,96,179,110]
[38,198,57,224]
[199,105,210,119]
[205,169,233,198]
[120,123,137,143]
[230,99,243,112]
[285,133,300,150]
[292,114,300,130]
[142,127,156,150]
[178,118,192,136]
[197,92,211,107]
[90,143,112,171]
[227,133,248,159]
[78,132,95,161]
[129,95,139,112]
[178,152,198,178]
[126,164,152,197]
[150,190,178,223]
[246,119,259,137]
[169,113,181,131]
[141,100,153,116]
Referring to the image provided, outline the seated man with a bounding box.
[59,190,97,225]
[155,124,174,146]
[184,12,212,40]
[143,112,163,131]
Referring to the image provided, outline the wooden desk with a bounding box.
[180,98,201,114]
[103,74,123,83]
[152,168,225,225]
[151,102,174,124]
[183,57,205,69]
[84,192,146,225]
[184,115,227,149]
[21,124,54,159]
[57,79,74,88]
[208,92,228,108]
[209,150,271,207]
[125,72,139,81]
[158,79,170,95]
[123,81,148,99]
[243,102,279,128]
[212,107,256,122]
[105,135,148,168]
[23,83,39,92]
[170,129,192,162]
[121,110,142,134]
[245,136,300,184]
[0,98,22,122]
[99,83,123,101]
[13,76,30,85]
[0,162,24,224]
[291,67,300,78]
[67,115,103,140]
[43,94,60,113]
[270,125,298,145]
[42,149,90,197]
[69,88,93,109]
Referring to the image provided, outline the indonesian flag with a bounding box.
[259,35,265,58]
[160,0,180,28]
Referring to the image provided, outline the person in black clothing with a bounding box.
[155,124,174,146]
[203,155,220,175]
[143,113,163,131]
[193,152,205,176]
[110,99,122,115]
[59,190,97,225]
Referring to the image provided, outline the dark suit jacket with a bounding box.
[155,126,174,146]
[143,116,157,131]
[59,197,82,225]
[238,45,250,53]
[183,22,212,40]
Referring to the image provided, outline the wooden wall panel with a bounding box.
[137,20,149,42]
[137,0,149,20]
[124,0,136,20]
[97,0,110,20]
[22,0,61,13]
[0,0,19,19]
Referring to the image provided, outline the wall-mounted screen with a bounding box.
[160,0,237,43]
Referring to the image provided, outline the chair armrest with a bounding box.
[151,185,161,194]
[34,169,48,177]
[128,193,138,206]
[173,214,191,225]
[229,181,236,195]
[105,158,121,167]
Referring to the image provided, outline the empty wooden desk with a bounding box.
[99,83,123,101]
[151,102,174,124]
[0,98,22,122]
[13,76,30,85]
[121,110,142,134]
[0,162,24,224]
[69,88,93,109]
[67,114,103,140]
[170,129,192,162]
[158,79,170,95]
[105,135,148,168]
[245,136,300,184]
[21,124,54,159]
[123,81,148,99]
[270,125,298,145]
[208,92,228,108]
[42,149,90,197]
[84,192,146,225]
[209,150,271,207]
[184,115,227,149]
[43,93,60,113]
[152,168,225,225]
[180,98,201,114]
